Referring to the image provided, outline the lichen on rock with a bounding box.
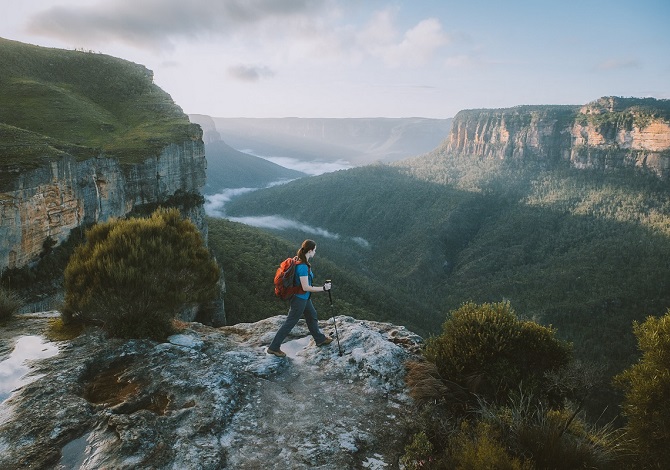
[0,314,422,469]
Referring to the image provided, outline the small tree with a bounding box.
[615,309,670,468]
[403,302,623,469]
[63,208,220,340]
[0,287,23,321]
[423,301,572,409]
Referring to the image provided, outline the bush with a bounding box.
[63,208,220,340]
[423,301,572,409]
[474,394,624,470]
[400,431,434,470]
[0,287,22,320]
[614,309,670,468]
[446,421,531,470]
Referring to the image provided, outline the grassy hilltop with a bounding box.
[0,37,199,183]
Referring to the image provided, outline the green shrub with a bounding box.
[424,301,572,409]
[63,208,219,340]
[446,421,531,470]
[0,287,23,320]
[400,431,434,470]
[474,394,625,470]
[46,317,85,341]
[614,309,670,468]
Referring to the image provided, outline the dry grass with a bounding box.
[45,317,85,341]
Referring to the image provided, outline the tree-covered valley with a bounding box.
[216,149,670,420]
[3,36,670,467]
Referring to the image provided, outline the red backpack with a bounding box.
[273,257,308,300]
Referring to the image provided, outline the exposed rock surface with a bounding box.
[0,141,207,271]
[445,97,670,178]
[0,314,422,469]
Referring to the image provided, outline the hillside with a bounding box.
[206,217,434,334]
[190,116,452,165]
[204,140,305,194]
[0,37,199,184]
[220,141,670,420]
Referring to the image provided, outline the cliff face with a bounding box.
[0,140,206,270]
[445,97,670,178]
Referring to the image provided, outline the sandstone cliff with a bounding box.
[0,141,206,271]
[0,38,209,272]
[446,97,670,178]
[0,313,422,469]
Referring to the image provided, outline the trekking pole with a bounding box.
[325,279,343,356]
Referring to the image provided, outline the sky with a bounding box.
[2,0,670,119]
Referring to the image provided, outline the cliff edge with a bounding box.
[446,97,670,178]
[0,38,206,271]
[0,314,422,469]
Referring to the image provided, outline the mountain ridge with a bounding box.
[189,115,452,166]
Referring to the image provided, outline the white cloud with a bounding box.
[228,64,275,82]
[25,0,329,51]
[254,156,352,176]
[227,215,340,239]
[596,58,641,71]
[356,9,449,67]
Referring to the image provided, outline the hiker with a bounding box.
[267,239,333,357]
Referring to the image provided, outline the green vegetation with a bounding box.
[207,217,430,330]
[63,208,219,340]
[45,317,85,341]
[582,96,670,126]
[222,146,670,422]
[423,301,572,408]
[0,37,199,189]
[0,287,22,321]
[402,302,625,469]
[1,222,88,308]
[614,310,670,467]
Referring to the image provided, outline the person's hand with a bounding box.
[323,282,332,291]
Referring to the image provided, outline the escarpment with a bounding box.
[0,38,207,271]
[446,97,670,178]
[0,141,206,270]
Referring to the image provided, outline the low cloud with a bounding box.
[204,187,257,217]
[595,58,640,71]
[250,155,352,176]
[204,185,370,247]
[227,215,340,239]
[228,64,275,82]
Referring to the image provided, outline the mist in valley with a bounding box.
[204,155,371,249]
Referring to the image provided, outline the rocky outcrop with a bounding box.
[445,97,670,178]
[0,140,206,271]
[570,97,670,176]
[0,314,422,469]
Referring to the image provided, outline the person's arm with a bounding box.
[299,276,331,292]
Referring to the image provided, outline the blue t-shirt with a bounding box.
[294,263,313,299]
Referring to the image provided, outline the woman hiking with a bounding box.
[267,239,333,357]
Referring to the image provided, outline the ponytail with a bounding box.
[296,239,316,267]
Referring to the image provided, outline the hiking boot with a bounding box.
[317,337,333,347]
[266,348,286,357]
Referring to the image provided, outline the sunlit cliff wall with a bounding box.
[446,97,670,178]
